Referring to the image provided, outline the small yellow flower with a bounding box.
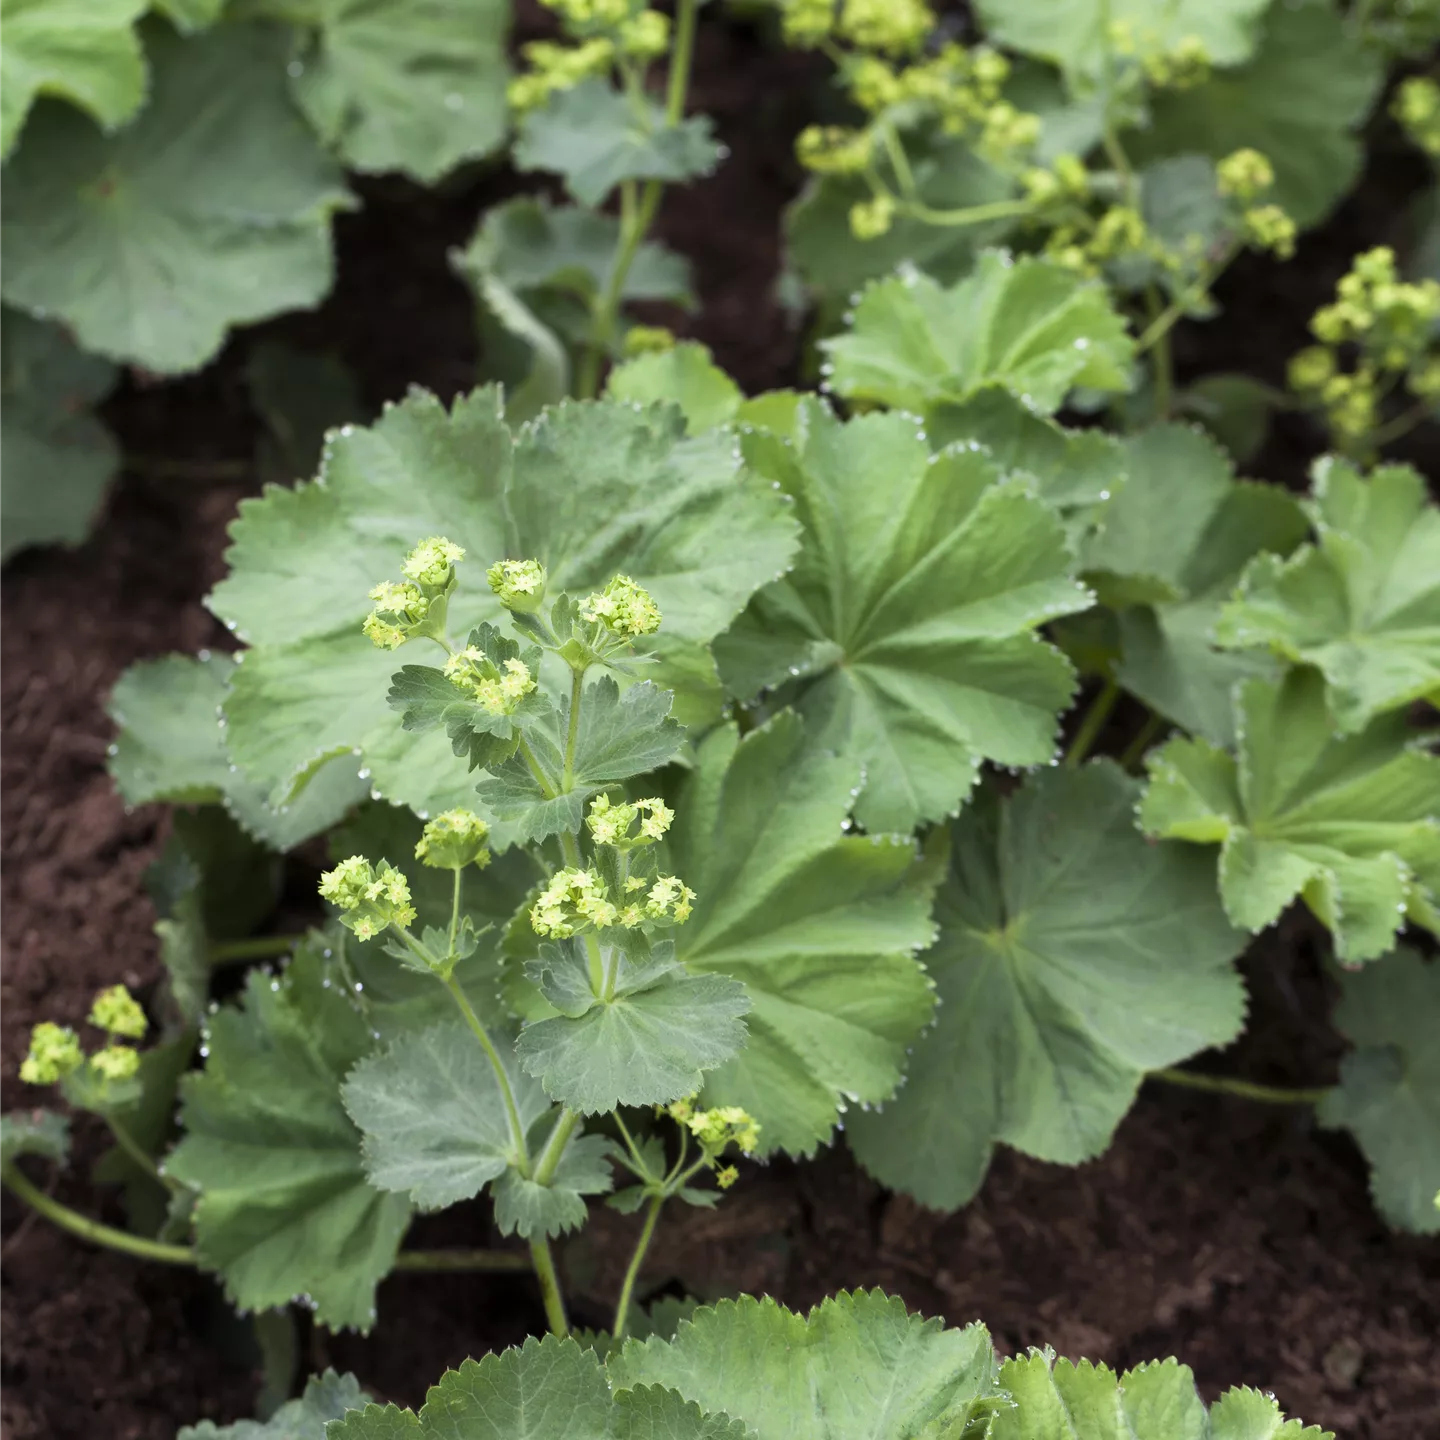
[89,1046,140,1082]
[580,575,662,638]
[89,984,147,1040]
[19,1022,84,1085]
[415,809,491,870]
[401,537,465,588]
[319,856,417,941]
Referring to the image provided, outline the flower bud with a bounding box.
[319,856,418,942]
[19,1022,84,1086]
[415,809,491,870]
[89,984,147,1040]
[580,575,662,637]
[486,558,548,614]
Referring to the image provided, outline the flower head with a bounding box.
[89,1046,140,1082]
[619,9,668,58]
[364,581,429,651]
[445,649,537,715]
[1243,204,1296,260]
[849,193,895,241]
[1216,147,1274,203]
[580,575,662,638]
[530,867,619,937]
[19,1022,84,1086]
[401,537,465,589]
[89,984,147,1040]
[319,856,417,942]
[415,809,491,870]
[586,794,674,849]
[644,874,696,924]
[486,558,547,614]
[837,0,934,56]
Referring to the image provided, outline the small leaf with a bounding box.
[178,1368,368,1439]
[1216,457,1440,731]
[1139,669,1440,963]
[0,1109,69,1168]
[849,764,1247,1211]
[166,939,410,1332]
[606,344,742,436]
[1318,946,1440,1234]
[491,1132,615,1239]
[1,22,352,373]
[1207,1386,1332,1439]
[342,1020,552,1210]
[0,307,118,560]
[609,1290,1001,1438]
[821,251,1134,419]
[514,78,720,208]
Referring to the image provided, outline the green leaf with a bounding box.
[514,79,720,208]
[664,715,938,1157]
[108,651,369,849]
[328,1336,748,1440]
[976,0,1269,79]
[1,22,352,373]
[0,308,118,560]
[1216,458,1440,731]
[1318,947,1440,1234]
[610,1290,1000,1438]
[1127,0,1385,230]
[821,251,1134,418]
[848,763,1246,1211]
[1139,669,1440,963]
[716,400,1090,833]
[1180,373,1276,466]
[212,390,797,813]
[1207,1387,1331,1440]
[786,133,1015,303]
[342,1019,557,1211]
[0,0,147,159]
[514,941,750,1113]
[274,0,508,183]
[1084,423,1309,746]
[606,344,742,437]
[166,938,410,1331]
[476,678,685,844]
[179,1369,368,1439]
[491,1133,614,1239]
[152,0,225,32]
[0,1109,69,1168]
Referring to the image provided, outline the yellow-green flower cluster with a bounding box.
[508,38,615,112]
[444,649,537,716]
[90,1047,141,1082]
[487,558,547,614]
[364,537,463,650]
[1216,148,1275,204]
[836,0,934,56]
[622,324,677,356]
[415,809,491,870]
[586,794,673,849]
[363,581,430,651]
[530,863,694,936]
[848,193,895,241]
[1107,21,1210,90]
[319,856,418,942]
[1290,246,1440,445]
[89,984,147,1040]
[1393,76,1440,158]
[1242,203,1297,260]
[401,537,465,588]
[781,0,833,47]
[580,575,662,637]
[665,1096,761,1185]
[619,8,668,59]
[642,873,695,923]
[510,0,671,113]
[19,1022,83,1085]
[795,124,873,176]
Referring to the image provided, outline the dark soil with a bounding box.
[3,12,1438,1439]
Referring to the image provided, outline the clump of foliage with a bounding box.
[4,0,1439,1432]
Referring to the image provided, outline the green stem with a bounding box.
[1,1166,194,1266]
[612,1193,665,1341]
[1119,711,1166,771]
[448,867,464,954]
[444,976,532,1175]
[517,736,558,801]
[529,1236,570,1336]
[1150,1066,1331,1106]
[879,123,918,198]
[562,668,584,792]
[393,1248,531,1272]
[105,1113,177,1191]
[896,196,1035,228]
[208,934,303,965]
[534,1108,584,1187]
[575,0,701,399]
[1368,397,1434,449]
[1064,679,1120,767]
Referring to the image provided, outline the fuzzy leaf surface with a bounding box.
[606,344,742,437]
[272,0,508,182]
[1128,0,1384,229]
[976,0,1269,78]
[515,942,750,1113]
[0,0,146,159]
[166,940,409,1330]
[1,23,351,373]
[327,1335,748,1439]
[0,1109,69,1168]
[0,308,118,560]
[716,400,1090,833]
[179,1369,367,1438]
[663,715,937,1156]
[1139,669,1440,963]
[609,1290,1000,1437]
[849,763,1246,1210]
[513,79,720,208]
[342,1019,552,1211]
[1318,947,1440,1234]
[212,391,796,814]
[821,252,1133,418]
[1084,423,1308,746]
[1216,458,1440,730]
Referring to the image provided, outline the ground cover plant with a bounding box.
[2,0,1439,1435]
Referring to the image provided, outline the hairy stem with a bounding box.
[1150,1066,1331,1106]
[1064,679,1120,767]
[562,667,584,792]
[534,1108,584,1187]
[1,1165,194,1266]
[443,976,532,1175]
[448,867,464,954]
[529,1235,570,1336]
[612,1193,665,1341]
[576,0,701,399]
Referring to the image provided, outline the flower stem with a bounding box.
[612,1193,665,1341]
[529,1235,570,1336]
[208,934,303,965]
[1,1165,194,1266]
[575,0,701,399]
[447,868,464,954]
[105,1113,179,1192]
[1064,679,1120,767]
[443,976,531,1175]
[534,1108,583,1187]
[1150,1066,1331,1106]
[897,196,1035,229]
[562,667,584,792]
[1119,711,1166,771]
[392,1248,530,1273]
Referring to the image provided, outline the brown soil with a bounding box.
[3,12,1437,1439]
